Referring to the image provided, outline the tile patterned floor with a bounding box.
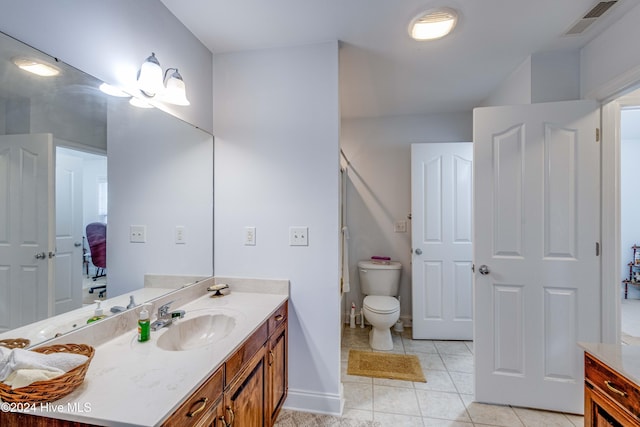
[275,325,585,427]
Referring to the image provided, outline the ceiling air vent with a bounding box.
[564,1,617,36]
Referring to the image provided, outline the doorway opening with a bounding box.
[54,145,107,313]
[619,100,640,344]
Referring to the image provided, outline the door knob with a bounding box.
[34,252,46,260]
[478,265,490,275]
[74,242,82,247]
[414,248,423,255]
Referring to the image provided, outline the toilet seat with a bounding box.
[363,295,399,314]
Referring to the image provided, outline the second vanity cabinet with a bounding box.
[163,301,288,427]
[584,352,640,426]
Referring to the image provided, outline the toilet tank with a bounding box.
[358,261,402,296]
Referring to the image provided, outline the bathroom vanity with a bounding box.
[581,343,640,426]
[0,277,289,427]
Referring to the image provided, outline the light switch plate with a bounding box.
[175,226,186,244]
[244,226,256,246]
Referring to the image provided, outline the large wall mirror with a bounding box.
[0,31,213,345]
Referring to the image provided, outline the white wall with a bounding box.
[482,50,581,107]
[0,0,213,133]
[213,42,341,414]
[108,101,213,296]
[481,56,532,107]
[340,113,472,324]
[581,2,640,100]
[531,50,581,103]
[82,156,108,226]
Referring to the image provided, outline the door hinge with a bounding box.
[596,128,600,142]
[596,242,600,256]
[471,264,475,273]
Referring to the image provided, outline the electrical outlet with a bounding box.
[130,225,146,243]
[394,220,407,233]
[175,226,186,244]
[244,226,256,246]
[289,226,308,246]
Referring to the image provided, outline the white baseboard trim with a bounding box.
[399,314,412,328]
[282,387,344,416]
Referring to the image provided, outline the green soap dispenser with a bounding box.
[87,300,106,323]
[138,303,152,342]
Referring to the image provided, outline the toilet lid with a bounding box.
[363,296,399,314]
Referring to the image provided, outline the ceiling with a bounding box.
[160,0,635,119]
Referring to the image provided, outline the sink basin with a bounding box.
[29,316,92,341]
[156,312,237,351]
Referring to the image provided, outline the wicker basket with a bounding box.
[0,338,30,349]
[0,343,95,404]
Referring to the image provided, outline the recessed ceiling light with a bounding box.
[12,57,60,76]
[409,7,458,41]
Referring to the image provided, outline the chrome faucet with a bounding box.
[150,301,185,331]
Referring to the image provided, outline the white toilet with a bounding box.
[358,260,401,351]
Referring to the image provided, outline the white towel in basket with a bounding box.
[0,347,87,383]
[4,369,64,389]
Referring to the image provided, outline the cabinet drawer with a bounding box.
[226,322,268,386]
[268,302,288,336]
[585,353,640,421]
[163,367,223,427]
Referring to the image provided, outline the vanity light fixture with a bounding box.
[163,68,190,106]
[136,52,190,106]
[12,57,60,76]
[409,7,458,41]
[129,96,154,109]
[99,83,130,97]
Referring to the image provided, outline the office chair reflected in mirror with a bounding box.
[86,222,107,298]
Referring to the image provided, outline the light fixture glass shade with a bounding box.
[163,69,190,106]
[137,52,163,96]
[99,83,130,97]
[409,8,458,41]
[12,57,60,76]
[129,97,154,109]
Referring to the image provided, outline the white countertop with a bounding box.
[580,342,640,386]
[14,284,288,426]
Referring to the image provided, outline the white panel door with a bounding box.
[0,134,53,333]
[55,150,83,315]
[411,143,473,340]
[473,100,600,414]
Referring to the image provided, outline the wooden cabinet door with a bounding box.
[162,368,223,427]
[267,322,287,425]
[585,385,640,427]
[224,346,266,427]
[195,397,225,427]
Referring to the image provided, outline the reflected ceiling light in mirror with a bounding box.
[409,7,458,41]
[99,83,130,97]
[12,57,60,76]
[129,96,154,109]
[136,52,190,106]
